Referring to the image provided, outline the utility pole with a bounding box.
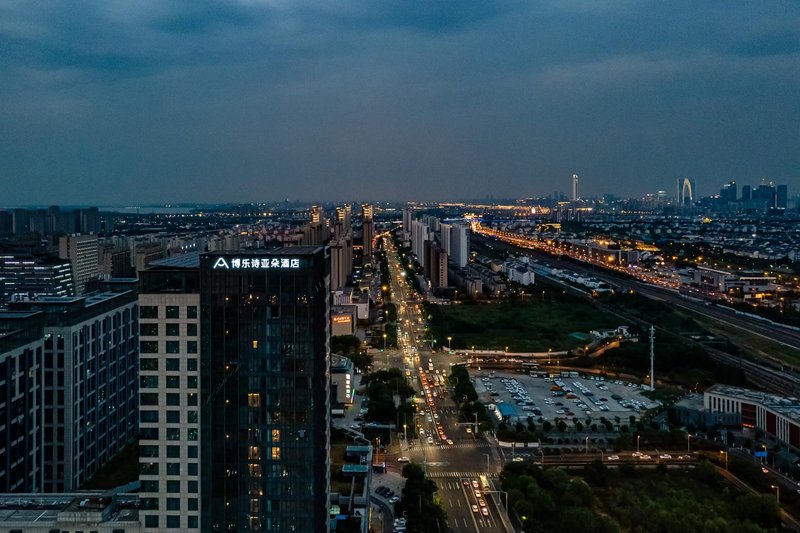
[649,326,655,392]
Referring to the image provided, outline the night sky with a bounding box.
[1,1,799,204]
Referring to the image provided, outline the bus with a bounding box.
[479,474,490,492]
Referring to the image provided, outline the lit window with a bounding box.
[248,393,261,407]
[271,447,280,460]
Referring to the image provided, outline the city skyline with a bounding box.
[1,2,799,204]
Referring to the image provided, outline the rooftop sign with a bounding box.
[212,257,301,270]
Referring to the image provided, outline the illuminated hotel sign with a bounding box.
[212,257,301,270]
[332,315,352,325]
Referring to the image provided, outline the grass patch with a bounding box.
[425,298,619,352]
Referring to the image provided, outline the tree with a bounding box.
[734,493,780,529]
[557,420,567,433]
[542,420,553,432]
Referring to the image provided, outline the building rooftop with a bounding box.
[706,384,795,407]
[0,493,139,524]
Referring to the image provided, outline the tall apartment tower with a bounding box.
[0,311,45,493]
[9,283,140,492]
[0,253,74,305]
[361,204,374,264]
[572,174,579,201]
[138,255,203,531]
[200,248,330,532]
[450,224,469,268]
[58,234,99,295]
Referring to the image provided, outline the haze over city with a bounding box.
[2,1,799,204]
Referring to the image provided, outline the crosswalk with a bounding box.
[427,471,500,478]
[413,442,492,452]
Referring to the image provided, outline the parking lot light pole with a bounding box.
[637,435,641,454]
[687,433,691,453]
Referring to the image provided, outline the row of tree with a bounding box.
[396,463,448,533]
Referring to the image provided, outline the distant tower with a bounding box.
[572,174,579,201]
[676,177,695,208]
[649,326,655,391]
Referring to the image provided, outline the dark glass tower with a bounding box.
[200,248,330,532]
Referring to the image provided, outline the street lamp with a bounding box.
[771,484,780,503]
[720,450,728,471]
[447,336,452,353]
[383,333,387,351]
[585,436,589,454]
[636,435,641,454]
[403,423,407,443]
[687,433,692,453]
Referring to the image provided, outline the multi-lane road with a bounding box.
[379,236,513,532]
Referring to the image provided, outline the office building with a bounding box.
[720,181,737,203]
[9,283,139,492]
[0,311,45,493]
[361,204,374,264]
[741,185,752,202]
[138,254,202,532]
[0,253,75,305]
[572,174,579,201]
[59,234,100,295]
[200,248,330,532]
[410,220,430,269]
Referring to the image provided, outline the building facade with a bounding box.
[138,255,202,531]
[0,312,45,493]
[9,285,139,492]
[58,234,100,295]
[200,248,330,532]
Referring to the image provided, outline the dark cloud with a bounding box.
[0,0,798,204]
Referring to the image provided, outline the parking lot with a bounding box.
[473,370,660,425]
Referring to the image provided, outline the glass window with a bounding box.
[187,410,198,423]
[187,341,198,354]
[145,514,159,528]
[167,463,181,476]
[166,306,180,318]
[188,463,198,476]
[167,498,180,511]
[140,462,158,475]
[167,480,181,493]
[140,393,159,406]
[167,376,180,388]
[167,393,180,406]
[188,498,198,511]
[141,410,159,423]
[140,340,158,354]
[188,480,198,493]
[188,516,198,528]
[167,515,181,528]
[188,428,198,441]
[187,376,197,388]
[187,393,198,406]
[187,323,198,336]
[140,376,158,389]
[166,341,180,354]
[140,427,159,440]
[166,323,180,336]
[141,497,159,510]
[140,445,159,458]
[140,323,158,336]
[167,428,180,441]
[140,358,158,371]
[140,306,158,319]
[187,446,198,458]
[187,306,198,318]
[166,358,180,371]
[141,480,159,492]
[167,446,180,458]
[187,358,197,371]
[167,411,180,423]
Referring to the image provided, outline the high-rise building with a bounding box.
[741,185,752,202]
[9,283,140,492]
[59,234,100,295]
[720,181,737,203]
[361,204,374,264]
[777,185,788,209]
[676,177,695,207]
[439,223,452,259]
[0,311,45,493]
[572,174,579,201]
[200,248,330,532]
[138,254,202,531]
[411,220,430,268]
[449,224,469,268]
[0,253,75,304]
[753,181,776,209]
